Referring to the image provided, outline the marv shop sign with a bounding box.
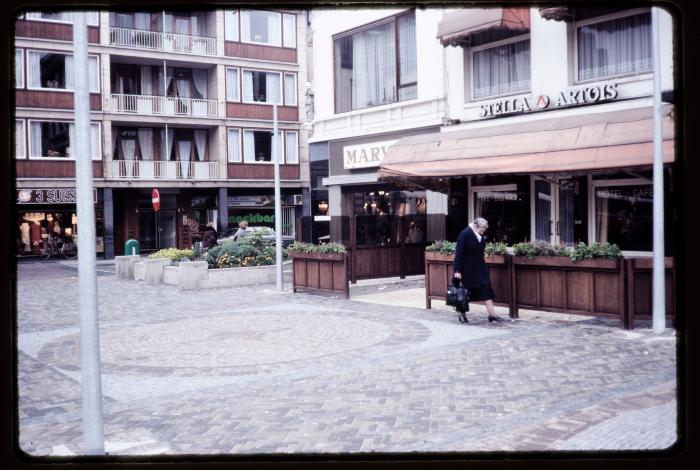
[479,82,619,118]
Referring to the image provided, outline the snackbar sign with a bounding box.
[479,83,619,118]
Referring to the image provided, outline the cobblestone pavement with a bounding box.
[15,261,678,456]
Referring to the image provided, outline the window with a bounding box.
[16,120,25,158]
[283,13,296,48]
[283,73,296,106]
[28,121,101,160]
[285,131,298,164]
[472,38,530,100]
[228,129,241,162]
[27,51,100,92]
[594,184,653,251]
[469,181,530,244]
[243,129,283,163]
[225,10,239,41]
[242,70,281,104]
[576,12,652,81]
[26,11,99,26]
[15,49,24,88]
[241,10,281,47]
[334,11,416,113]
[226,67,240,101]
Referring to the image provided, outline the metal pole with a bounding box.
[652,6,666,333]
[273,101,283,290]
[73,11,105,454]
[163,59,168,161]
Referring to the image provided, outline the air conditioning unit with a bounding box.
[292,194,303,205]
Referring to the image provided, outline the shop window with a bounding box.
[242,70,281,104]
[334,11,416,113]
[283,73,297,106]
[226,67,240,101]
[470,184,529,244]
[27,51,100,92]
[285,131,298,164]
[243,129,283,163]
[29,121,101,159]
[471,38,531,100]
[241,10,282,47]
[224,10,239,41]
[15,49,24,88]
[576,11,651,81]
[594,184,652,251]
[228,129,241,162]
[16,120,25,159]
[283,13,296,48]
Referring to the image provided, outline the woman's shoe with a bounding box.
[488,316,504,323]
[458,312,469,323]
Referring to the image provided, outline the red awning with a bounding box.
[437,8,530,47]
[378,106,675,192]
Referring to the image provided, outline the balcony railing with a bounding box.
[112,160,221,180]
[109,27,217,55]
[110,94,218,118]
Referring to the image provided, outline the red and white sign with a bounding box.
[151,189,160,212]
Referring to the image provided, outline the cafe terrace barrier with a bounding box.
[291,252,349,298]
[425,252,676,330]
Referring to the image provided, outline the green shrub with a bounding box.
[285,241,347,256]
[570,242,622,261]
[426,240,456,254]
[207,240,260,269]
[484,242,508,256]
[513,240,622,261]
[148,248,194,262]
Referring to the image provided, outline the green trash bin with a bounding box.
[124,239,140,256]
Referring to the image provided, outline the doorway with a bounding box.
[531,176,587,247]
[138,209,177,251]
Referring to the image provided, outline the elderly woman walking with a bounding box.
[453,217,504,323]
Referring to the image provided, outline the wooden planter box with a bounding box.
[512,255,625,325]
[625,257,675,329]
[424,251,513,315]
[292,252,349,298]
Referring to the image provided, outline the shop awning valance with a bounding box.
[437,8,530,47]
[378,106,675,192]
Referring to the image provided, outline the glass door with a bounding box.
[534,179,553,243]
[158,209,177,249]
[532,176,580,247]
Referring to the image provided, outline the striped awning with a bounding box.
[437,8,530,47]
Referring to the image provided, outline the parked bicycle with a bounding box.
[40,234,78,260]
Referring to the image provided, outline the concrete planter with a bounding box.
[137,260,292,289]
[198,261,292,289]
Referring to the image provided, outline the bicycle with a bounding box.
[40,235,78,260]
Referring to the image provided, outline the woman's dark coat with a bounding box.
[202,227,218,249]
[453,227,490,290]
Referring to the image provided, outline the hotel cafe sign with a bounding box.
[479,82,619,118]
[343,139,398,170]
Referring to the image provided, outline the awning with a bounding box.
[437,8,530,47]
[378,106,675,192]
[538,7,575,22]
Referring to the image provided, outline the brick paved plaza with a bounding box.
[15,261,678,456]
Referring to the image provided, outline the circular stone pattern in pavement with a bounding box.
[97,313,393,369]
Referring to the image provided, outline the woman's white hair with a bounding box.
[472,217,489,229]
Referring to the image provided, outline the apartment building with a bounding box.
[14,8,309,259]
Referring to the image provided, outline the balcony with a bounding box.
[112,161,221,180]
[110,94,218,118]
[109,27,217,56]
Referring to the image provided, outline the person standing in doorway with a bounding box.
[453,217,504,323]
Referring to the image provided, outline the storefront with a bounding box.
[226,190,302,238]
[15,188,104,258]
[378,103,676,255]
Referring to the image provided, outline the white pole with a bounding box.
[163,59,168,159]
[273,101,283,290]
[73,11,105,454]
[651,7,666,333]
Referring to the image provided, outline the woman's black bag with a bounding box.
[446,278,470,313]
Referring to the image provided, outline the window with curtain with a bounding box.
[15,49,24,88]
[577,12,652,81]
[243,130,283,163]
[285,131,298,164]
[241,10,282,46]
[226,68,240,101]
[225,10,239,41]
[16,120,25,159]
[242,70,281,104]
[595,184,653,251]
[29,121,100,159]
[27,51,99,92]
[472,39,531,99]
[228,129,241,162]
[283,13,296,48]
[333,11,416,113]
[284,73,296,106]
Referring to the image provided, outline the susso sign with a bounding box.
[479,83,619,118]
[343,140,398,169]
